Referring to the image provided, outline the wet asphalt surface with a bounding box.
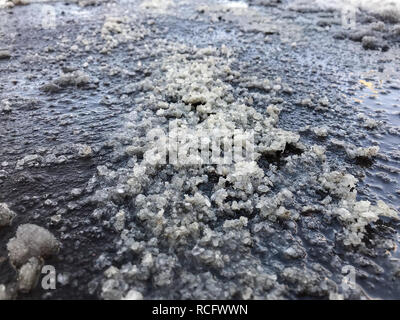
[0,0,399,299]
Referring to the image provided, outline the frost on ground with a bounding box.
[81,42,398,299]
[0,0,399,300]
[0,203,16,227]
[289,0,400,20]
[320,171,398,246]
[0,224,60,298]
[0,0,107,8]
[288,0,400,51]
[16,256,42,293]
[7,224,60,267]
